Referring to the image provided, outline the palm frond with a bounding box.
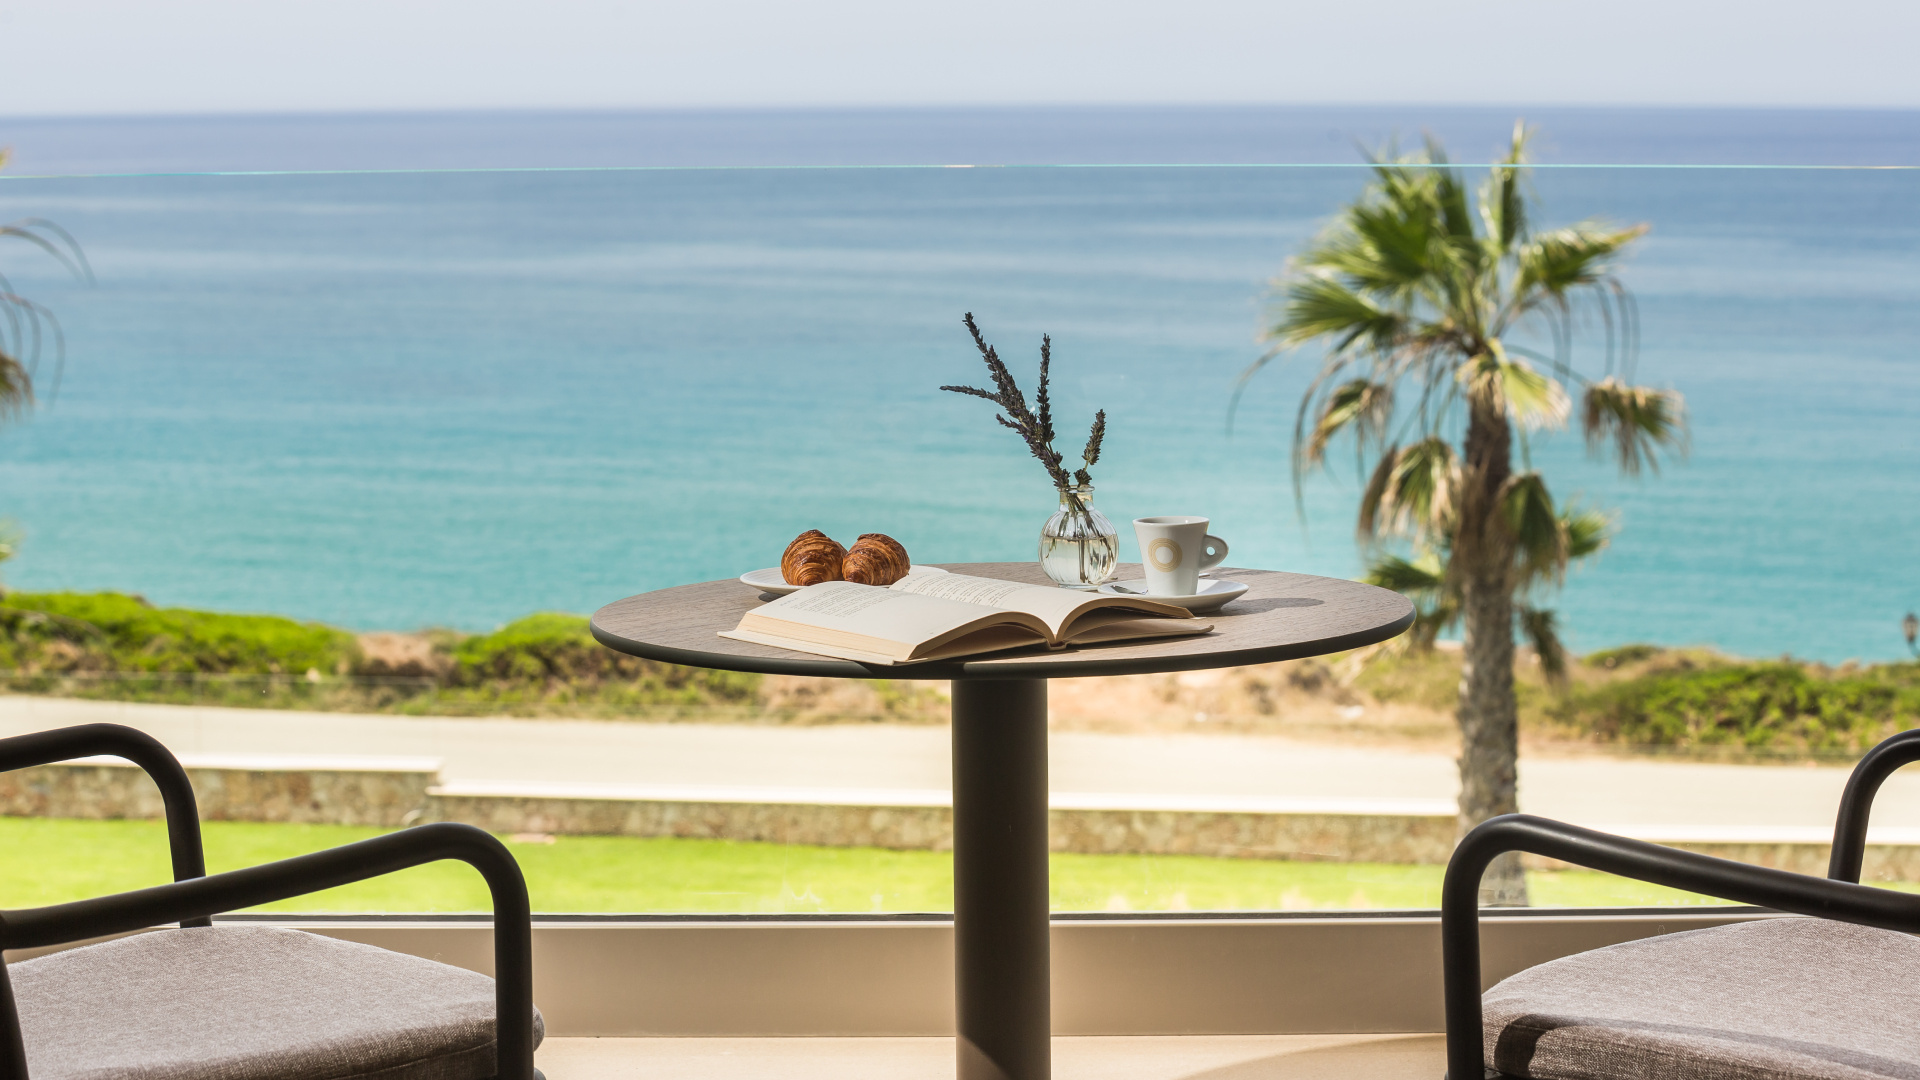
[1581,377,1688,475]
[1458,346,1570,430]
[1363,550,1447,595]
[1422,137,1479,247]
[1358,437,1458,542]
[0,218,94,284]
[1517,604,1569,684]
[0,349,30,418]
[1513,223,1648,297]
[1269,273,1407,353]
[1306,152,1478,307]
[1478,121,1532,256]
[0,290,51,416]
[1364,549,1458,648]
[1561,504,1613,562]
[0,159,87,427]
[1303,378,1393,468]
[1499,471,1567,585]
[1326,203,1443,295]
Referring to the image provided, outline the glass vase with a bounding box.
[1038,483,1119,589]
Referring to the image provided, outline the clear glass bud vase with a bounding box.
[1038,483,1119,589]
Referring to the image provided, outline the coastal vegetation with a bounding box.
[0,590,940,722]
[1238,124,1687,903]
[1543,648,1920,756]
[0,590,1913,756]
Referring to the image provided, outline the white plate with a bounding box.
[739,564,949,596]
[1097,577,1250,614]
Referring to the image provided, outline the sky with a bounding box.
[2,0,1917,116]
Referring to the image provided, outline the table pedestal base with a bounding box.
[952,678,1050,1080]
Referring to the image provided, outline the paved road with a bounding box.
[4,695,1914,830]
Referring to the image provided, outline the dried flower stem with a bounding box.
[943,313,1107,498]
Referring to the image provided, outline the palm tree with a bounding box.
[0,146,91,571]
[0,147,88,411]
[1241,125,1686,904]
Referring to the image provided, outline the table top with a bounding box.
[590,562,1413,682]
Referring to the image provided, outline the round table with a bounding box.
[592,563,1413,1080]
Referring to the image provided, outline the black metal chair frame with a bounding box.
[0,723,537,1080]
[1442,728,1920,1080]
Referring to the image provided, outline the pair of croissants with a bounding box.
[782,530,912,587]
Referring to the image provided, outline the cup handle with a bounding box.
[1199,535,1229,570]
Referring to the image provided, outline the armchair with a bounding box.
[1443,728,1920,1080]
[0,723,542,1080]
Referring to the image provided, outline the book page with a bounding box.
[724,622,1048,666]
[735,581,1049,659]
[748,581,991,644]
[892,572,1190,637]
[727,579,1209,664]
[891,573,1094,635]
[1060,611,1214,645]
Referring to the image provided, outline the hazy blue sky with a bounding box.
[2,0,1916,116]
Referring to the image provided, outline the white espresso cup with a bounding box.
[1133,517,1229,596]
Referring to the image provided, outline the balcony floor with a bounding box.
[536,1034,1445,1078]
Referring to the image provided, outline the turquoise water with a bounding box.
[0,109,1916,660]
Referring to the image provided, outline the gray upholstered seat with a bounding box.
[10,925,544,1080]
[1483,917,1920,1080]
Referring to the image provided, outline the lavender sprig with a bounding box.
[942,313,1106,495]
[1074,409,1106,487]
[1036,334,1055,447]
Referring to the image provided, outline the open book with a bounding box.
[721,572,1212,665]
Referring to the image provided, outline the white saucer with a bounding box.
[1097,577,1250,613]
[740,564,949,596]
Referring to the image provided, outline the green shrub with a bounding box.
[0,592,358,676]
[1553,660,1920,754]
[446,612,759,708]
[1582,643,1663,670]
[0,595,761,718]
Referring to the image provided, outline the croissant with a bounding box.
[782,530,847,586]
[843,533,911,586]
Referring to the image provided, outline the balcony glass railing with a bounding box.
[1,109,1915,914]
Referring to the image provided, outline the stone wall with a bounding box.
[0,757,436,828]
[1524,839,1920,881]
[7,758,1919,880]
[1049,807,1457,863]
[422,793,957,851]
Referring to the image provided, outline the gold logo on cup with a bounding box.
[1147,538,1182,572]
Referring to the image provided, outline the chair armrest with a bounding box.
[1830,728,1920,882]
[0,724,209,925]
[1441,813,1920,1080]
[0,822,536,1080]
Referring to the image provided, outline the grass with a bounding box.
[0,817,1769,914]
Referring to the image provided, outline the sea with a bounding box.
[0,106,1916,662]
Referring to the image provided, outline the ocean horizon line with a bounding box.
[7,161,1920,183]
[8,105,1920,176]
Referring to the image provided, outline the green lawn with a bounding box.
[0,817,1758,914]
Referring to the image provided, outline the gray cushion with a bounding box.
[1483,917,1920,1080]
[10,925,543,1080]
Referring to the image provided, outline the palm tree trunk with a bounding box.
[1458,559,1525,904]
[1457,401,1527,906]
